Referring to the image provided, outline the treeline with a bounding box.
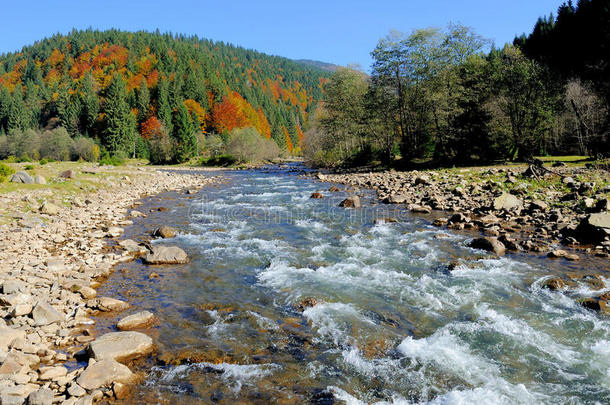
[0,29,330,163]
[306,2,609,168]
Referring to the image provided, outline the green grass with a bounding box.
[536,155,590,162]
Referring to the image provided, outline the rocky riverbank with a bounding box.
[316,163,610,311]
[0,163,219,405]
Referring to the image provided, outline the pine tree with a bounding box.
[136,79,150,123]
[0,86,12,132]
[157,77,173,134]
[171,103,197,163]
[7,85,27,131]
[57,86,80,136]
[102,74,136,154]
[81,72,99,136]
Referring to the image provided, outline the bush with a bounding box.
[202,134,225,157]
[6,129,41,160]
[199,154,237,167]
[225,127,280,163]
[24,164,35,170]
[39,128,73,161]
[147,130,173,165]
[99,150,126,166]
[0,136,9,159]
[39,158,51,165]
[71,137,100,162]
[0,162,14,182]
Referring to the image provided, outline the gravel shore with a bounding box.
[0,164,218,405]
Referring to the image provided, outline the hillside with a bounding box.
[294,59,340,72]
[0,29,331,157]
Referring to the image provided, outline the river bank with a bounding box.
[0,162,219,405]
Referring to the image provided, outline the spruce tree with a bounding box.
[102,74,136,155]
[171,103,197,163]
[157,77,173,134]
[136,79,150,123]
[0,86,11,132]
[81,72,99,136]
[7,85,27,131]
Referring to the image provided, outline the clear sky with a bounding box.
[1,0,565,69]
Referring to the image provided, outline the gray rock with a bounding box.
[9,171,33,184]
[143,246,188,265]
[530,199,548,211]
[67,383,86,398]
[59,169,75,179]
[39,202,60,215]
[2,280,24,295]
[152,226,176,239]
[87,331,153,363]
[38,365,67,380]
[0,326,26,351]
[27,388,53,405]
[76,359,134,390]
[493,193,523,211]
[33,175,46,185]
[74,396,94,405]
[414,175,430,185]
[576,212,610,243]
[384,194,408,204]
[86,297,129,312]
[468,237,506,256]
[32,301,63,326]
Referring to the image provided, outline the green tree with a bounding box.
[102,74,136,154]
[81,72,99,136]
[136,79,150,122]
[171,103,197,162]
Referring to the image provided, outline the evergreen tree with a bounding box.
[102,74,136,154]
[0,86,12,132]
[136,79,150,122]
[57,86,81,136]
[7,85,27,131]
[156,77,173,134]
[171,103,197,163]
[81,72,99,136]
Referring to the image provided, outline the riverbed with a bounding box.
[98,164,610,404]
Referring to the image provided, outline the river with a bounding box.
[97,164,610,404]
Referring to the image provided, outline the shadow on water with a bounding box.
[95,163,610,404]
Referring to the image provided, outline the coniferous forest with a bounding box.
[0,29,330,163]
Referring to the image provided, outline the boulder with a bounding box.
[152,226,176,239]
[33,175,46,185]
[310,192,324,199]
[575,213,610,243]
[338,196,361,209]
[530,199,548,211]
[468,237,506,255]
[38,365,67,381]
[76,359,135,390]
[86,331,153,363]
[39,202,60,215]
[86,297,129,312]
[31,301,63,326]
[1,384,38,405]
[0,327,26,351]
[493,193,523,211]
[118,239,147,255]
[27,388,53,405]
[59,169,75,179]
[2,280,24,294]
[414,175,430,185]
[328,186,340,192]
[117,311,156,331]
[9,171,34,184]
[547,250,580,261]
[384,194,408,204]
[542,278,566,291]
[143,245,188,264]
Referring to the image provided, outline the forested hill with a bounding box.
[0,29,331,156]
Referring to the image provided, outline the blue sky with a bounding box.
[1,0,564,69]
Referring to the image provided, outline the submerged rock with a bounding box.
[143,245,189,264]
[310,192,324,199]
[117,311,156,330]
[87,297,130,312]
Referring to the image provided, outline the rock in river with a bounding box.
[152,225,177,239]
[117,311,156,330]
[143,245,188,264]
[468,237,506,256]
[86,297,130,312]
[87,331,153,363]
[76,359,135,390]
[339,196,361,208]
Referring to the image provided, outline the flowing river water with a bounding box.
[97,164,610,404]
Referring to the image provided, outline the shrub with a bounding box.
[0,162,14,182]
[6,129,41,160]
[24,164,35,170]
[71,137,100,162]
[99,153,125,166]
[147,129,173,165]
[0,136,9,159]
[225,127,280,163]
[202,133,225,157]
[39,158,51,165]
[199,154,237,167]
[39,128,73,161]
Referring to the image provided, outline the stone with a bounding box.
[338,196,361,209]
[86,297,129,312]
[493,193,523,211]
[76,360,135,390]
[414,175,430,185]
[10,304,32,317]
[27,388,53,405]
[594,198,609,213]
[38,365,67,380]
[384,194,408,204]
[106,227,123,238]
[542,277,566,291]
[31,301,63,326]
[67,383,86,398]
[575,213,610,243]
[118,239,146,254]
[328,186,340,192]
[72,286,96,300]
[87,332,153,363]
[112,382,130,399]
[2,281,24,295]
[143,246,188,265]
[59,169,75,179]
[0,327,26,351]
[75,396,94,405]
[530,199,548,211]
[39,202,60,215]
[468,237,506,256]
[310,192,324,199]
[152,226,176,239]
[547,250,579,261]
[9,171,34,184]
[33,175,46,185]
[116,311,156,331]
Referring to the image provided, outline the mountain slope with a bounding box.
[0,29,331,154]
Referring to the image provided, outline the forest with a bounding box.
[0,29,330,164]
[306,0,610,168]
